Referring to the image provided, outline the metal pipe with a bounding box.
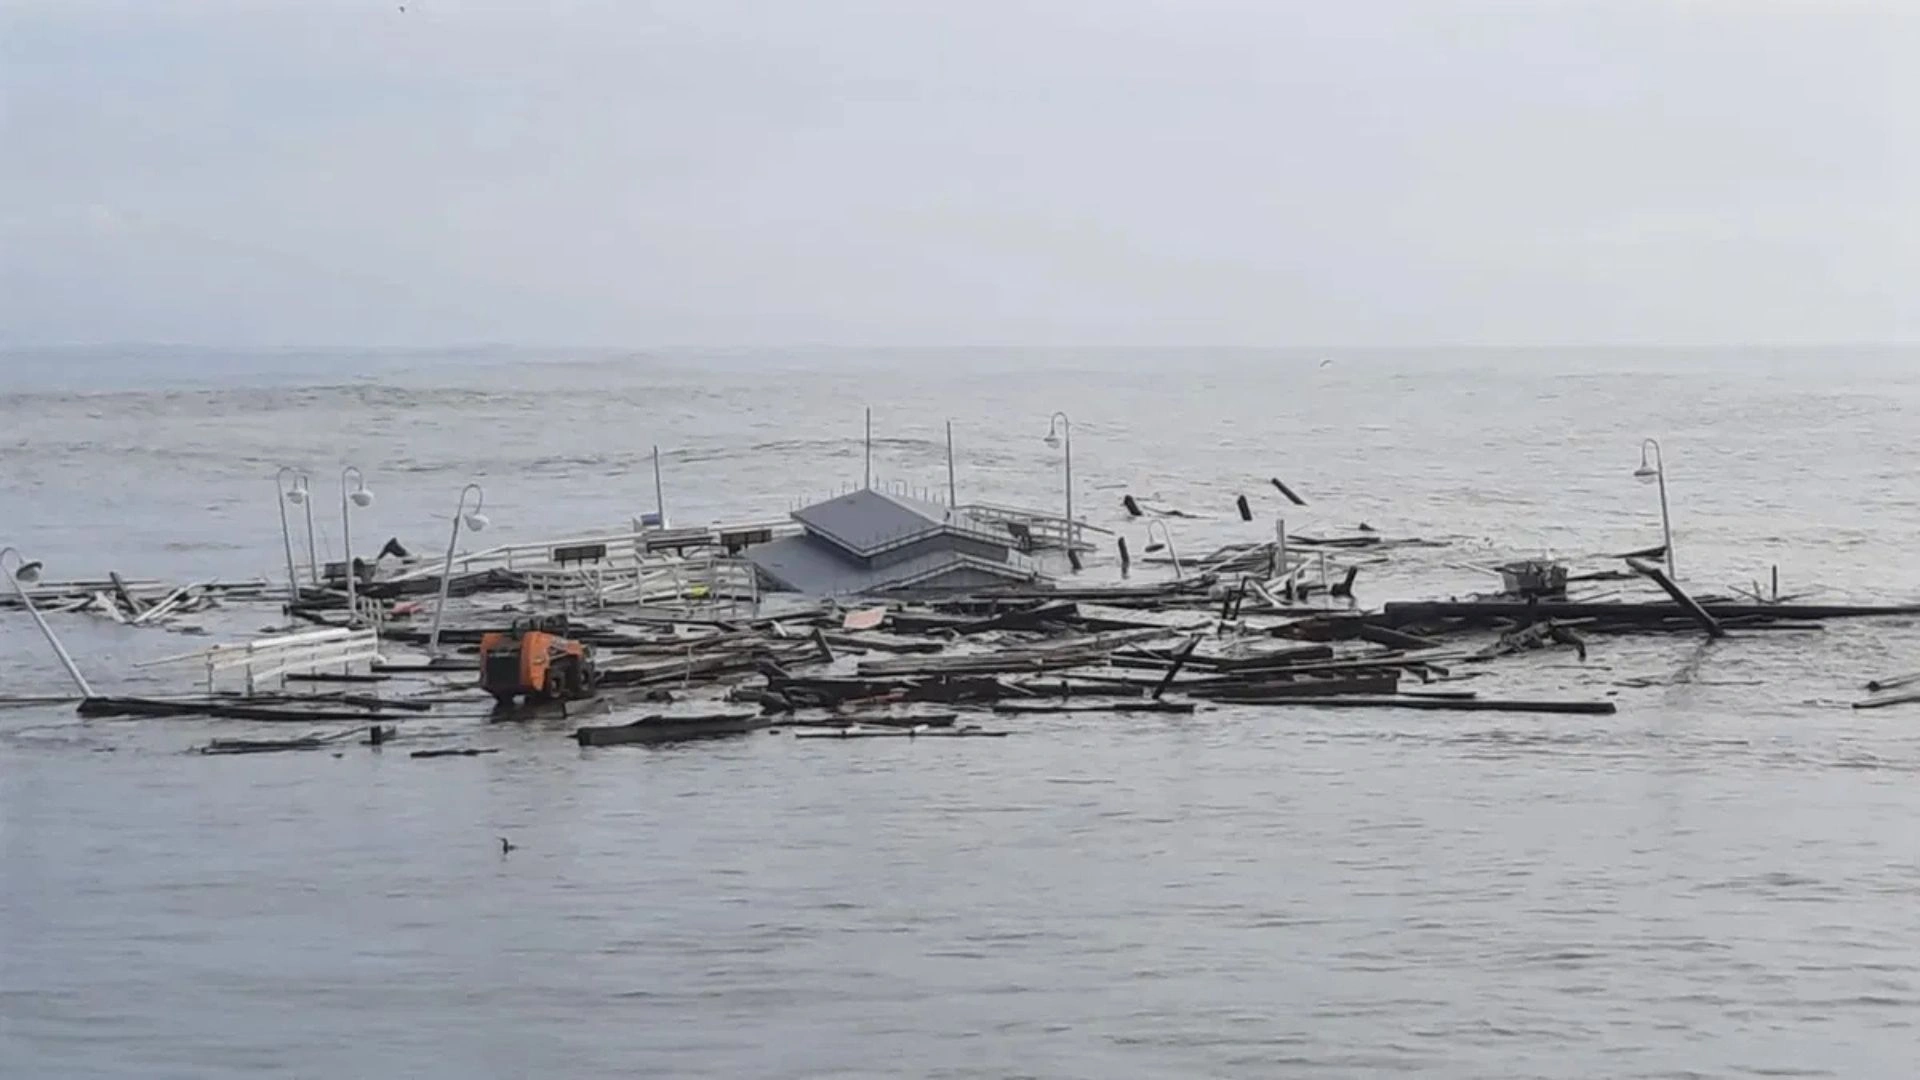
[1,547,95,698]
[275,467,302,614]
[946,420,957,506]
[303,492,319,585]
[340,466,371,626]
[1146,519,1182,579]
[428,483,486,657]
[1637,438,1675,577]
[864,407,872,490]
[1046,411,1073,560]
[652,444,667,528]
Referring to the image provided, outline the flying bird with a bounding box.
[499,837,516,855]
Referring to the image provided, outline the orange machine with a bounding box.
[478,616,598,705]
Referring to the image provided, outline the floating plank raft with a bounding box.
[574,713,771,746]
[1376,601,1920,626]
[1228,695,1616,715]
[78,696,426,724]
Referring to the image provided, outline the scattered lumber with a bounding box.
[1227,695,1616,715]
[574,713,771,746]
[1377,600,1920,626]
[795,725,1010,739]
[1625,558,1723,639]
[992,700,1195,715]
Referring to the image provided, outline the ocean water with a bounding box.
[4,347,1920,1077]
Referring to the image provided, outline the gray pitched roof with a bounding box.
[791,488,966,558]
[747,534,1041,596]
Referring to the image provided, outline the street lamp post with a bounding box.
[1634,438,1674,577]
[1,547,95,698]
[1043,411,1073,557]
[340,466,375,626]
[1145,519,1183,580]
[428,483,490,657]
[275,467,310,613]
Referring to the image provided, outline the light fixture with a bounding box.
[0,546,94,697]
[430,482,489,656]
[1043,411,1074,567]
[341,466,374,625]
[1634,438,1674,576]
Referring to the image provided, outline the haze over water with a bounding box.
[5,347,1920,1078]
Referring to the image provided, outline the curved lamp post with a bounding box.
[428,483,489,657]
[340,466,375,625]
[1043,411,1073,558]
[1145,519,1183,580]
[274,466,311,611]
[1634,438,1674,576]
[2,547,94,698]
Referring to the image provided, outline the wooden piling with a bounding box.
[1270,477,1306,506]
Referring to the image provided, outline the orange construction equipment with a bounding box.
[478,616,598,705]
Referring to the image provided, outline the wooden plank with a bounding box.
[1228,695,1616,715]
[1379,600,1920,624]
[1625,558,1724,639]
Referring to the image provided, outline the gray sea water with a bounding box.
[5,347,1920,1078]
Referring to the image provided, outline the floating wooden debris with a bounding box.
[992,700,1195,715]
[795,725,1010,739]
[573,712,771,746]
[1626,558,1723,639]
[1228,695,1617,715]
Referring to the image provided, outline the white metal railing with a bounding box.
[958,502,1111,551]
[519,555,761,617]
[380,521,798,586]
[137,626,382,695]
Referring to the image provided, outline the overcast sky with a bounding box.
[1,0,1913,347]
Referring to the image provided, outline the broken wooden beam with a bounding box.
[1625,558,1724,639]
[1151,636,1201,700]
[992,700,1195,715]
[1228,695,1616,715]
[1376,600,1920,625]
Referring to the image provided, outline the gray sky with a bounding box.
[1,0,1913,347]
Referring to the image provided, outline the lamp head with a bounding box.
[349,488,375,509]
[1043,432,1060,449]
[285,486,308,505]
[11,559,42,584]
[463,512,490,532]
[1633,464,1659,484]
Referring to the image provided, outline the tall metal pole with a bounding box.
[275,467,302,613]
[864,407,872,490]
[1,548,94,698]
[1047,411,1073,553]
[946,421,957,506]
[429,483,484,657]
[1640,438,1674,577]
[340,466,370,626]
[652,444,667,528]
[1146,519,1182,580]
[303,494,319,585]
